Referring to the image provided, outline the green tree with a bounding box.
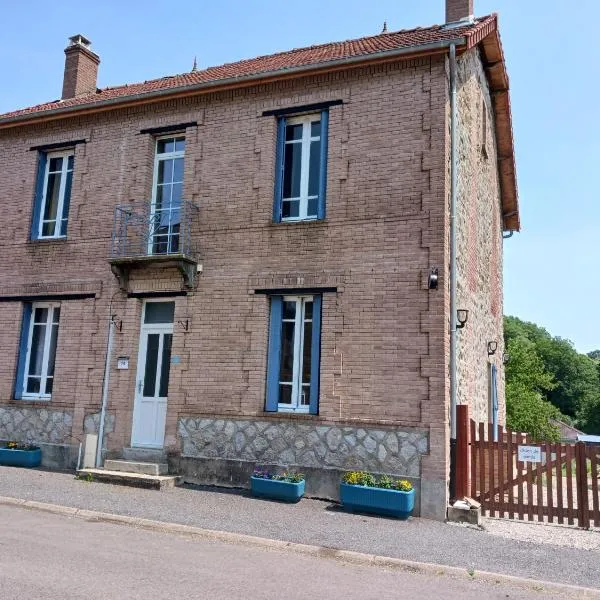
[504,316,600,429]
[504,335,561,441]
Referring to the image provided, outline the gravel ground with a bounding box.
[481,516,600,551]
[1,466,599,589]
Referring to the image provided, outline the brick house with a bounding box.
[0,0,518,519]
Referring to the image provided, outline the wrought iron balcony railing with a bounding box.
[109,200,199,290]
[111,199,198,260]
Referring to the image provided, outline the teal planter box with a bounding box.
[0,447,41,468]
[340,483,415,519]
[250,477,305,502]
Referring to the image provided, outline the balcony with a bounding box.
[109,200,199,291]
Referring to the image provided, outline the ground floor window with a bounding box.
[16,303,60,400]
[266,294,321,414]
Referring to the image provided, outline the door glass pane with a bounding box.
[283,142,302,199]
[143,334,160,396]
[158,334,172,397]
[279,321,295,383]
[144,302,175,324]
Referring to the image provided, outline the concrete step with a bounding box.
[76,468,181,490]
[104,459,168,476]
[122,447,167,463]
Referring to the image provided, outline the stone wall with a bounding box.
[177,416,428,504]
[0,406,73,444]
[454,48,506,425]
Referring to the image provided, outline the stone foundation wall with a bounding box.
[177,417,429,509]
[0,406,73,444]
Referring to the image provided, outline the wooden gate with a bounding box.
[455,406,600,529]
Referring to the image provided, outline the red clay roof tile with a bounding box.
[0,15,496,121]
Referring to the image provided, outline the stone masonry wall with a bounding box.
[0,406,73,444]
[455,49,506,425]
[178,417,428,477]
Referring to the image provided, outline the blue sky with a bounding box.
[1,0,598,352]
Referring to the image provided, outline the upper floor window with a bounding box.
[273,111,329,223]
[151,136,185,254]
[15,303,61,400]
[32,150,74,239]
[265,294,322,414]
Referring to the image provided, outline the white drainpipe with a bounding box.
[96,317,115,467]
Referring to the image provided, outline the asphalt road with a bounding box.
[0,506,583,600]
[0,467,598,588]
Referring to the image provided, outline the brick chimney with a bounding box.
[446,0,474,24]
[61,34,100,99]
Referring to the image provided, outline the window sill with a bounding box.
[270,218,327,227]
[17,396,51,403]
[29,236,68,245]
[261,411,318,420]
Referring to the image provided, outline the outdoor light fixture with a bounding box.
[428,267,439,290]
[111,315,122,332]
[503,352,510,364]
[487,341,498,356]
[456,309,469,329]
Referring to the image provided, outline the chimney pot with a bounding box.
[446,0,474,24]
[61,34,100,100]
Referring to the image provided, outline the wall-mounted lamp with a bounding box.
[503,352,510,365]
[487,341,498,356]
[177,319,190,332]
[456,309,469,329]
[111,315,122,332]
[428,267,439,290]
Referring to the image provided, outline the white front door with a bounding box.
[131,301,175,448]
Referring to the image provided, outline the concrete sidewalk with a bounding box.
[0,466,598,589]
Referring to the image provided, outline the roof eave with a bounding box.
[472,18,520,232]
[0,37,466,129]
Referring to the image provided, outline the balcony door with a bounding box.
[149,136,185,255]
[131,301,174,448]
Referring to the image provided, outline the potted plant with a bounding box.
[0,441,42,468]
[250,467,305,502]
[340,471,415,519]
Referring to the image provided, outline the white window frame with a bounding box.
[278,295,313,412]
[149,135,185,255]
[22,302,61,401]
[38,149,74,239]
[282,114,321,222]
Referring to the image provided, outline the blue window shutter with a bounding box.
[317,110,329,221]
[273,118,286,223]
[265,296,283,411]
[14,303,32,400]
[309,295,322,415]
[30,152,47,240]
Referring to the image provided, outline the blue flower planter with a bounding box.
[250,477,305,502]
[0,447,41,468]
[340,483,415,519]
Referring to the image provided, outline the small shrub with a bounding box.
[252,467,304,483]
[342,471,413,492]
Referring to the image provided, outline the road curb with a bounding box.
[1,495,598,597]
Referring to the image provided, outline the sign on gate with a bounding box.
[518,445,542,463]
